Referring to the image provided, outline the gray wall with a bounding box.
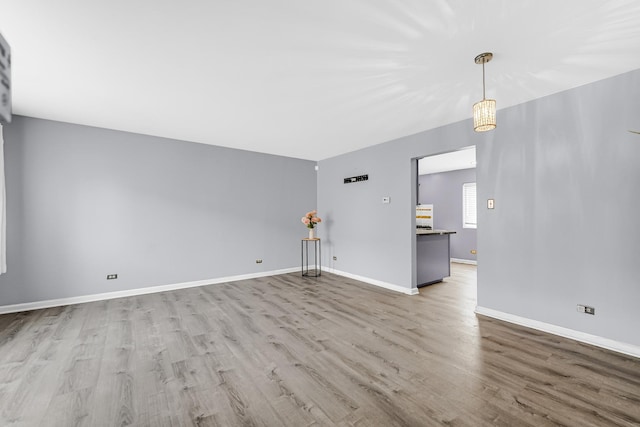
[477,69,640,346]
[419,168,477,261]
[317,121,477,289]
[0,116,317,306]
[319,68,640,347]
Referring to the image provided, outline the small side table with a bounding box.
[301,238,321,277]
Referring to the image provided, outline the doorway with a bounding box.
[413,146,477,289]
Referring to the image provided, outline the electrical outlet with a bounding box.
[107,274,118,280]
[256,259,263,264]
[577,304,595,315]
[333,256,337,261]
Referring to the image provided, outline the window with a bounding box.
[463,182,477,229]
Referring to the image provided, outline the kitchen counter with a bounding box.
[416,229,456,235]
[416,229,456,287]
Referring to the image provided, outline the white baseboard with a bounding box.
[475,306,640,359]
[325,267,418,295]
[0,267,299,315]
[451,258,477,265]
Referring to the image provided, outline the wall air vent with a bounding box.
[344,174,368,184]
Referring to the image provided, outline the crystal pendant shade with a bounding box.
[473,99,496,132]
[473,52,496,132]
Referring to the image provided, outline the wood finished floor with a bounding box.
[0,264,639,426]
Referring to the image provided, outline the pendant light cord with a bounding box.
[482,62,486,100]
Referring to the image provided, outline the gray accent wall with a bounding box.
[477,68,640,346]
[319,68,640,347]
[419,168,477,261]
[0,116,317,306]
[317,122,477,289]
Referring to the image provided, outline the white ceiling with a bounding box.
[419,146,476,175]
[1,1,640,161]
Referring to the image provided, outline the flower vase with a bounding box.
[308,228,315,239]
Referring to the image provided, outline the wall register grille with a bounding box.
[344,174,368,184]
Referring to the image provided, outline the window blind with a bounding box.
[463,182,477,229]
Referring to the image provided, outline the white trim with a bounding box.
[0,267,299,315]
[475,306,640,359]
[451,258,477,265]
[325,267,418,295]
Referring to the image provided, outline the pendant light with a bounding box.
[473,52,496,132]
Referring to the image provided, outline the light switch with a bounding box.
[487,199,495,209]
[382,196,390,204]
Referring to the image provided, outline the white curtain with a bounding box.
[0,123,5,274]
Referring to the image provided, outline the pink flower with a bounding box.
[302,210,321,229]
